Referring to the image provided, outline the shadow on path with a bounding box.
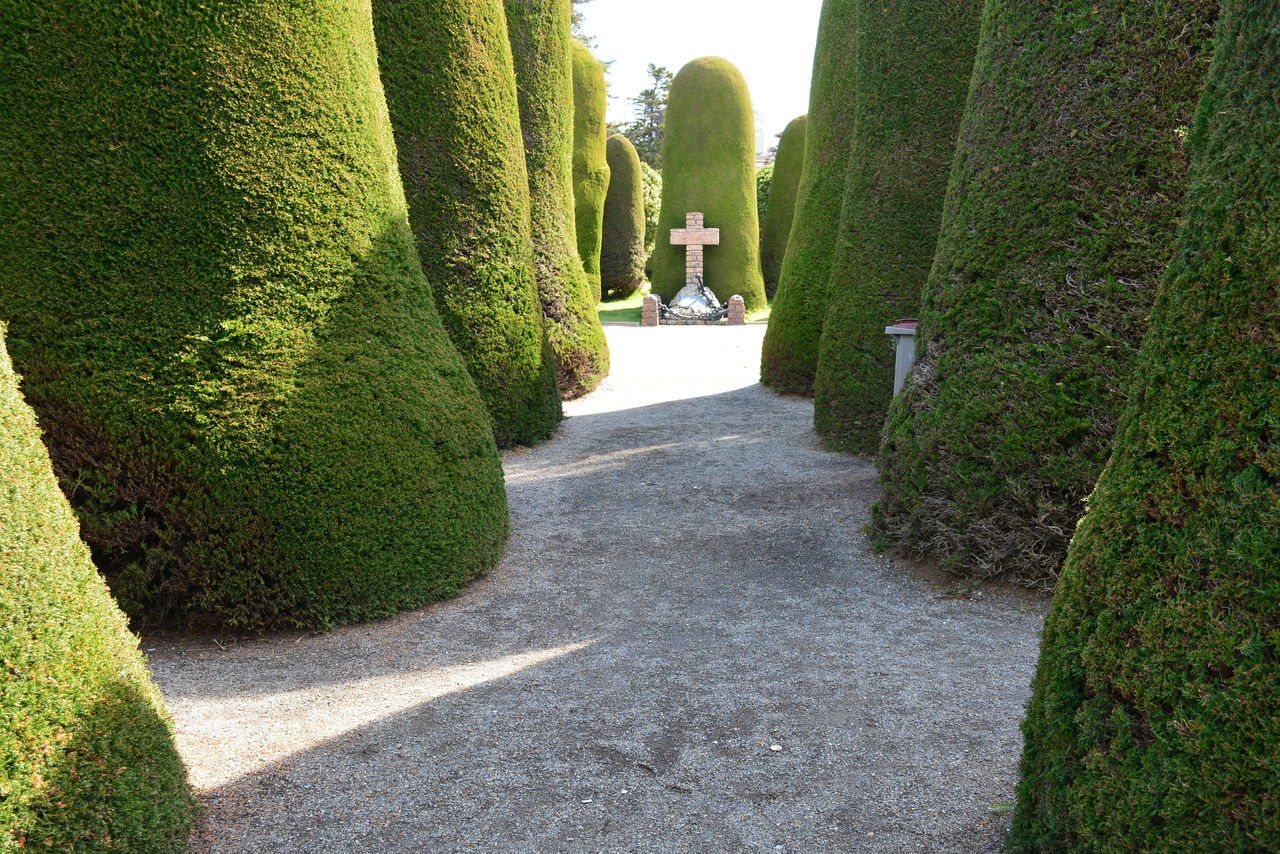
[150,327,1046,854]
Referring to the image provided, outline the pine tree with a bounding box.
[622,65,673,169]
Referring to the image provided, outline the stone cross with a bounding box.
[670,212,720,291]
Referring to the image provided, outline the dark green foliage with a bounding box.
[755,162,774,227]
[747,163,768,226]
[619,64,672,169]
[571,39,611,300]
[0,0,509,630]
[374,0,561,448]
[1011,5,1280,847]
[639,160,662,256]
[504,0,610,397]
[1,330,194,851]
[873,0,1216,585]
[813,0,982,453]
[601,134,646,299]
[760,0,858,393]
[647,57,767,310]
[759,114,807,297]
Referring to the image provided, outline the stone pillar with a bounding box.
[686,244,703,288]
[727,294,746,325]
[641,293,661,326]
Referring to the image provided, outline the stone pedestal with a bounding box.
[641,294,661,326]
[727,295,746,325]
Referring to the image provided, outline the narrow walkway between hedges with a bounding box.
[149,325,1046,854]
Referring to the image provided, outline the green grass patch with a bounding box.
[597,288,648,323]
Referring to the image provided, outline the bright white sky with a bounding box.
[576,0,824,155]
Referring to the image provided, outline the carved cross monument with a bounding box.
[669,212,720,298]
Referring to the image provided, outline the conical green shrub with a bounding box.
[505,0,609,398]
[873,0,1217,586]
[1012,5,1280,847]
[0,0,509,631]
[647,57,767,311]
[759,114,807,297]
[761,0,858,393]
[571,39,611,301]
[813,0,983,454]
[1,329,194,851]
[374,0,561,448]
[601,134,646,300]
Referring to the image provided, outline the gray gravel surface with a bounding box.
[149,325,1047,854]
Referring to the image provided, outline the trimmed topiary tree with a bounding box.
[813,0,982,454]
[756,162,774,227]
[647,57,767,311]
[1,328,194,851]
[374,0,561,448]
[571,39,611,301]
[1011,5,1280,847]
[504,0,609,397]
[639,160,662,256]
[760,0,858,394]
[601,134,646,300]
[759,114,807,297]
[873,0,1217,586]
[0,0,509,631]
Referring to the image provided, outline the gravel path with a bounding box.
[149,325,1047,853]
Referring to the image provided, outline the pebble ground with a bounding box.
[149,324,1047,853]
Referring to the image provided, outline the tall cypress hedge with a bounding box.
[1,329,194,851]
[647,57,767,311]
[759,114,807,297]
[571,39,611,301]
[601,134,646,299]
[760,0,858,394]
[0,0,509,631]
[812,0,982,454]
[505,0,609,398]
[873,0,1217,586]
[1011,5,1280,847]
[639,160,662,256]
[373,0,561,448]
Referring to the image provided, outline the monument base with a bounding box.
[642,294,745,326]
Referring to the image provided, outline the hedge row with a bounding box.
[759,114,807,298]
[374,0,562,448]
[760,0,858,394]
[639,160,662,256]
[812,0,982,454]
[504,0,609,398]
[0,0,509,631]
[570,39,611,302]
[648,57,767,311]
[1013,2,1280,846]
[601,134,647,300]
[1,329,194,850]
[873,0,1217,586]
